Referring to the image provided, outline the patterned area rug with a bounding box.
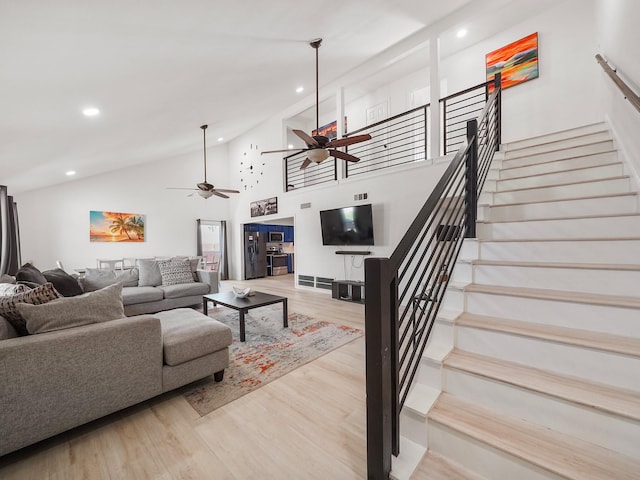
[183,307,363,416]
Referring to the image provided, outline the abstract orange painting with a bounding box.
[90,211,145,242]
[486,32,539,92]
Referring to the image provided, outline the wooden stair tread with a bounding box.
[464,283,640,309]
[429,393,640,480]
[476,212,640,225]
[457,312,640,356]
[500,149,616,172]
[445,348,640,421]
[478,236,640,243]
[472,259,640,272]
[502,139,614,161]
[411,451,486,480]
[498,161,623,182]
[492,175,628,194]
[484,191,637,208]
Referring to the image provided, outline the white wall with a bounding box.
[16,0,629,281]
[15,145,231,272]
[595,0,640,185]
[440,0,603,142]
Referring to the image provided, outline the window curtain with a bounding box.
[220,220,229,280]
[196,219,229,280]
[0,186,21,276]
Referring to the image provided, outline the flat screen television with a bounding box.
[320,204,374,246]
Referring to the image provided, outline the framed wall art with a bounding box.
[90,211,145,242]
[250,197,278,218]
[486,32,539,92]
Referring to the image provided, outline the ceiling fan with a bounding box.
[261,38,372,170]
[168,125,239,199]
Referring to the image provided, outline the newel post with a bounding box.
[365,256,394,479]
[465,119,478,238]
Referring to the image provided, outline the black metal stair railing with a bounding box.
[364,73,501,479]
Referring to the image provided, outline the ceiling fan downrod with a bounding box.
[201,124,208,182]
[310,38,322,136]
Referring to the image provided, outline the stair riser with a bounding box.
[504,123,608,151]
[442,287,464,311]
[479,240,640,264]
[444,369,640,459]
[455,327,640,391]
[496,164,624,191]
[399,409,428,448]
[428,422,563,480]
[472,264,640,298]
[483,194,638,222]
[465,290,639,337]
[417,357,443,390]
[477,215,640,241]
[499,151,618,180]
[502,141,614,168]
[490,177,630,205]
[503,131,612,159]
[451,262,471,283]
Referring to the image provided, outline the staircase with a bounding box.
[396,123,640,479]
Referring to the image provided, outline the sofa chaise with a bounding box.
[0,281,232,457]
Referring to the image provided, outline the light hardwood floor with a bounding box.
[0,275,368,479]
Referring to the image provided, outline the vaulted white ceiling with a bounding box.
[0,0,557,193]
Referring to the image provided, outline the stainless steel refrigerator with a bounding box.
[244,231,267,279]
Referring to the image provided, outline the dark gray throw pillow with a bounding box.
[43,268,83,297]
[15,263,47,285]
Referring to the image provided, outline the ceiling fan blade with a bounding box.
[299,158,312,170]
[212,191,230,199]
[329,149,360,163]
[261,148,305,155]
[326,134,372,148]
[293,129,319,147]
[213,188,240,194]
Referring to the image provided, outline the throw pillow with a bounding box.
[81,268,117,292]
[43,268,84,297]
[172,256,201,281]
[0,274,16,284]
[15,263,47,285]
[137,259,162,287]
[0,283,61,335]
[115,267,139,287]
[157,259,195,286]
[0,283,30,297]
[19,283,125,335]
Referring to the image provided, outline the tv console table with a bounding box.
[331,280,365,304]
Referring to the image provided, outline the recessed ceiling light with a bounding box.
[288,144,294,149]
[82,107,100,117]
[217,137,224,142]
[456,28,467,39]
[296,86,304,93]
[65,170,76,176]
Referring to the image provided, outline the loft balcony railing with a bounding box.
[364,73,501,479]
[283,81,494,191]
[345,105,429,177]
[441,81,497,154]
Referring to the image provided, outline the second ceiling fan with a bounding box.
[261,38,371,170]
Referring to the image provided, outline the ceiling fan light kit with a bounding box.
[167,124,239,199]
[260,38,371,170]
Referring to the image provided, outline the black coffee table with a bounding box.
[203,291,288,342]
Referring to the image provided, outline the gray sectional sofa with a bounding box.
[79,258,220,316]
[0,258,231,456]
[0,295,232,456]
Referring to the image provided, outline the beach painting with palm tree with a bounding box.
[90,211,145,242]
